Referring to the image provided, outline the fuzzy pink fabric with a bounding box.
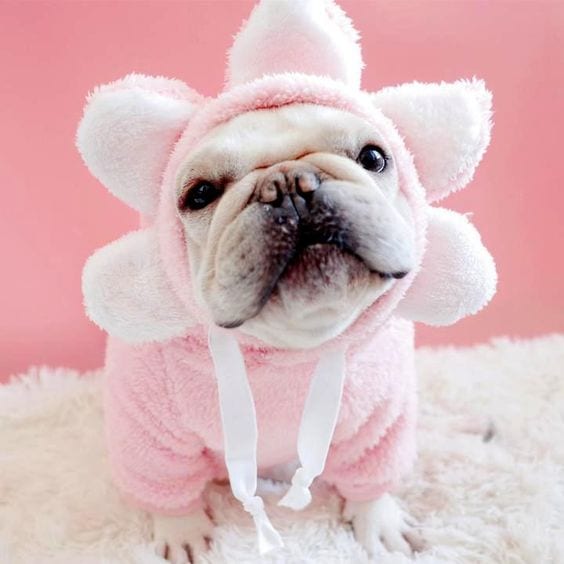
[103,74,426,515]
[104,318,416,514]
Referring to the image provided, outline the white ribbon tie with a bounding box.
[208,326,346,553]
[278,346,346,510]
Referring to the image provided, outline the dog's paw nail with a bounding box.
[153,541,190,563]
[394,533,413,556]
[152,509,213,562]
[155,541,167,558]
[168,544,190,564]
[403,529,427,553]
[346,494,425,557]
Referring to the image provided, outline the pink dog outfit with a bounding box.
[77,0,497,553]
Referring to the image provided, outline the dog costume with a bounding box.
[77,0,496,553]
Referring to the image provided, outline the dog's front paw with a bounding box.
[344,494,424,558]
[152,508,213,563]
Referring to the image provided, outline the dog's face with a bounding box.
[79,76,493,346]
[175,104,415,348]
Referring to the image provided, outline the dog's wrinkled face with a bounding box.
[176,103,415,348]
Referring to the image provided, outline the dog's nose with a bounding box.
[255,163,321,208]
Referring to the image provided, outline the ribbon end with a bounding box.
[278,467,313,510]
[257,527,284,555]
[278,485,312,511]
[245,495,285,554]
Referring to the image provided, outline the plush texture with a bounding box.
[396,207,497,326]
[103,318,417,514]
[1,335,563,563]
[76,0,497,528]
[82,227,192,343]
[226,0,364,89]
[372,79,493,203]
[76,74,203,215]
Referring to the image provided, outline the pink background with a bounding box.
[1,1,563,381]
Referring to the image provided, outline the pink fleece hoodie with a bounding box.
[102,69,428,508]
[77,0,496,551]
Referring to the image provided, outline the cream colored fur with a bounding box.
[178,104,414,348]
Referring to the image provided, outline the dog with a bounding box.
[168,102,417,557]
[77,1,496,562]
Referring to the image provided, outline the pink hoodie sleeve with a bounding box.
[102,337,219,515]
[323,390,417,501]
[322,317,418,501]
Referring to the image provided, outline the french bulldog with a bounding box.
[160,102,418,560]
[77,1,496,562]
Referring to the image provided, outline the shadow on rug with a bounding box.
[1,335,563,563]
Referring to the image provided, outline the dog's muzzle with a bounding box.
[252,161,322,213]
[250,161,409,280]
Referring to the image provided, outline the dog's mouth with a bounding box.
[274,222,408,292]
[294,226,409,281]
[211,191,413,330]
[275,242,368,291]
[236,235,403,329]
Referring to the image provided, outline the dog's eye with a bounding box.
[181,181,222,211]
[357,145,388,173]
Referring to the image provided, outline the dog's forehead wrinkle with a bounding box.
[180,148,240,186]
[179,104,386,187]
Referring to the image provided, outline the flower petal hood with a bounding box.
[77,0,496,351]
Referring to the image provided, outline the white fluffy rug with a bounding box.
[1,335,563,563]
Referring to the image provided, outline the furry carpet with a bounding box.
[1,335,563,564]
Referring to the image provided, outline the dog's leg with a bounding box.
[103,344,221,561]
[153,508,214,564]
[344,494,424,557]
[105,407,217,562]
[322,382,423,557]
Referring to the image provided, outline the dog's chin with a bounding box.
[238,244,394,349]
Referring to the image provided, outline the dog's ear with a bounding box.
[76,74,203,215]
[372,79,492,202]
[82,227,192,343]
